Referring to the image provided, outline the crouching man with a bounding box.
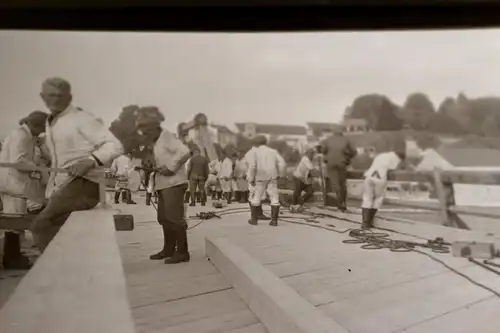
[292,148,316,206]
[361,142,408,229]
[247,135,286,227]
[30,78,124,252]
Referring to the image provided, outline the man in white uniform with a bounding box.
[247,135,286,227]
[292,148,316,206]
[361,142,407,229]
[110,153,136,204]
[244,143,270,222]
[219,151,234,204]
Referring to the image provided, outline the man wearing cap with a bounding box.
[319,126,357,212]
[30,78,124,252]
[244,141,270,222]
[136,106,192,264]
[361,141,408,229]
[247,135,286,227]
[0,111,49,269]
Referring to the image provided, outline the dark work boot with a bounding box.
[233,191,240,202]
[201,192,207,206]
[211,191,217,200]
[361,208,371,229]
[239,191,247,203]
[217,191,222,200]
[184,191,191,204]
[190,191,196,207]
[121,190,127,203]
[2,232,32,270]
[257,205,270,220]
[196,192,201,203]
[145,193,152,206]
[125,190,136,204]
[114,191,120,204]
[150,227,176,260]
[248,205,259,225]
[368,208,378,228]
[165,229,190,264]
[227,192,232,204]
[269,205,279,227]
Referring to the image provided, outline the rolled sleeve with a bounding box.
[78,113,124,165]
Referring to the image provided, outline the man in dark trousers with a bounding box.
[187,146,209,206]
[319,127,357,212]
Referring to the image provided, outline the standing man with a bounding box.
[186,146,209,207]
[136,107,192,264]
[247,135,286,227]
[0,111,48,269]
[233,152,249,203]
[142,146,157,206]
[30,78,123,252]
[292,148,317,206]
[245,142,270,222]
[319,127,357,212]
[110,153,136,204]
[219,150,234,204]
[209,155,224,201]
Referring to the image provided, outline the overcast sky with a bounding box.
[1,29,500,136]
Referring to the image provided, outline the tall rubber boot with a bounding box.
[184,191,191,204]
[196,192,201,203]
[269,205,279,226]
[121,190,127,203]
[368,208,378,228]
[248,205,259,225]
[2,232,31,270]
[114,191,120,204]
[257,205,270,220]
[146,193,152,206]
[150,226,176,260]
[165,229,190,264]
[227,192,232,204]
[217,191,222,200]
[126,190,136,204]
[189,190,196,207]
[201,192,207,206]
[361,208,371,229]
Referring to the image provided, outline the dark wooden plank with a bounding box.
[0,214,34,231]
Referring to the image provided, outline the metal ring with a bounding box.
[361,243,384,250]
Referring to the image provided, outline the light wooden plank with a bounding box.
[227,323,268,333]
[0,209,136,333]
[206,236,349,333]
[320,265,499,333]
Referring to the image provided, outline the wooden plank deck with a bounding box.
[2,193,500,333]
[115,200,268,333]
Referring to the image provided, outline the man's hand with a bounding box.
[158,167,175,177]
[66,159,96,177]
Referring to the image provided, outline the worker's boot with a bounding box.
[361,208,371,229]
[257,205,270,220]
[368,208,378,228]
[189,191,196,207]
[269,205,279,227]
[233,191,240,203]
[126,190,136,204]
[201,192,207,206]
[165,229,190,264]
[211,191,217,200]
[239,191,247,203]
[145,193,152,206]
[248,205,259,225]
[150,226,176,260]
[184,191,191,204]
[2,232,32,270]
[121,190,127,203]
[196,192,201,203]
[227,192,232,204]
[217,191,222,200]
[114,191,120,204]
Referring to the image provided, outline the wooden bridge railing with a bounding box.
[279,168,500,231]
[0,209,136,333]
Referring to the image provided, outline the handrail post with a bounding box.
[316,155,328,206]
[432,167,458,227]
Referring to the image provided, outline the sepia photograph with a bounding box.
[0,28,499,333]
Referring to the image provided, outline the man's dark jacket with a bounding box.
[320,135,357,167]
[188,155,209,180]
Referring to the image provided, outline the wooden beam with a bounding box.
[0,214,34,231]
[0,209,136,333]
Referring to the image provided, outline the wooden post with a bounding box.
[316,154,328,206]
[432,167,452,226]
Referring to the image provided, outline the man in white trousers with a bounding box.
[244,143,269,222]
[361,142,408,229]
[247,135,286,227]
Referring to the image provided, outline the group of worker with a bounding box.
[0,76,409,270]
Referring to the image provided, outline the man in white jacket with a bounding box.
[30,78,123,252]
[247,135,286,226]
[361,141,408,229]
[110,153,136,204]
[219,150,235,204]
[0,111,48,269]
